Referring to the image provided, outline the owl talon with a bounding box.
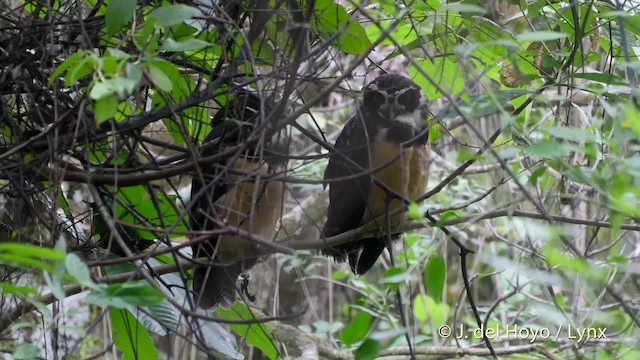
[240,273,256,302]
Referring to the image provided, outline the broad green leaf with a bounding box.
[311,0,371,54]
[129,301,179,336]
[366,22,417,47]
[570,72,628,86]
[314,320,343,335]
[109,77,138,97]
[516,31,567,41]
[90,81,113,100]
[106,0,136,36]
[162,38,211,52]
[42,270,65,301]
[544,249,605,282]
[410,57,464,99]
[106,184,188,240]
[339,312,372,346]
[433,90,528,120]
[413,294,428,322]
[201,320,243,359]
[0,254,53,272]
[331,271,349,280]
[607,22,636,49]
[65,56,95,86]
[424,256,446,300]
[12,344,40,360]
[94,94,118,124]
[48,51,87,86]
[416,0,442,11]
[407,202,423,220]
[622,104,640,137]
[84,282,165,308]
[0,243,65,260]
[148,64,172,92]
[133,18,158,51]
[216,303,278,359]
[413,294,450,329]
[439,3,485,13]
[107,47,132,59]
[110,308,159,360]
[354,339,383,360]
[65,253,95,288]
[524,140,570,159]
[429,123,443,142]
[379,267,410,289]
[126,63,143,83]
[547,127,595,142]
[0,282,38,297]
[149,5,200,27]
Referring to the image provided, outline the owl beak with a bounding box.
[379,103,394,119]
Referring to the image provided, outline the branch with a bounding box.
[283,209,640,250]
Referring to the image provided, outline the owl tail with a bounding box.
[348,238,387,275]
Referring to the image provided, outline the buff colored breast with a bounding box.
[213,158,284,264]
[363,129,430,224]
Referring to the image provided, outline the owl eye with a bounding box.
[370,91,386,105]
[396,90,419,110]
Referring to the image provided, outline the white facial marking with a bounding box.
[394,107,424,129]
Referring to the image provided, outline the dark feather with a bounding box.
[190,90,275,308]
[322,74,431,275]
[321,111,377,265]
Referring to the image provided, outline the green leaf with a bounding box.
[439,3,485,13]
[149,5,200,27]
[311,0,371,54]
[0,282,39,297]
[410,57,465,99]
[429,123,443,143]
[0,254,53,272]
[216,303,278,359]
[105,184,188,240]
[84,282,165,308]
[434,90,529,120]
[148,63,173,92]
[424,256,446,300]
[49,51,87,86]
[126,63,143,83]
[90,81,113,100]
[339,312,372,346]
[413,294,450,329]
[0,243,65,260]
[65,253,96,288]
[569,72,628,86]
[65,56,95,86]
[12,344,41,360]
[110,308,159,360]
[544,249,605,282]
[516,31,567,41]
[162,38,211,52]
[129,301,178,336]
[94,94,119,124]
[379,267,410,289]
[548,127,595,142]
[525,140,570,159]
[413,294,427,322]
[200,321,243,359]
[354,339,383,360]
[407,202,423,220]
[105,0,136,36]
[107,47,132,59]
